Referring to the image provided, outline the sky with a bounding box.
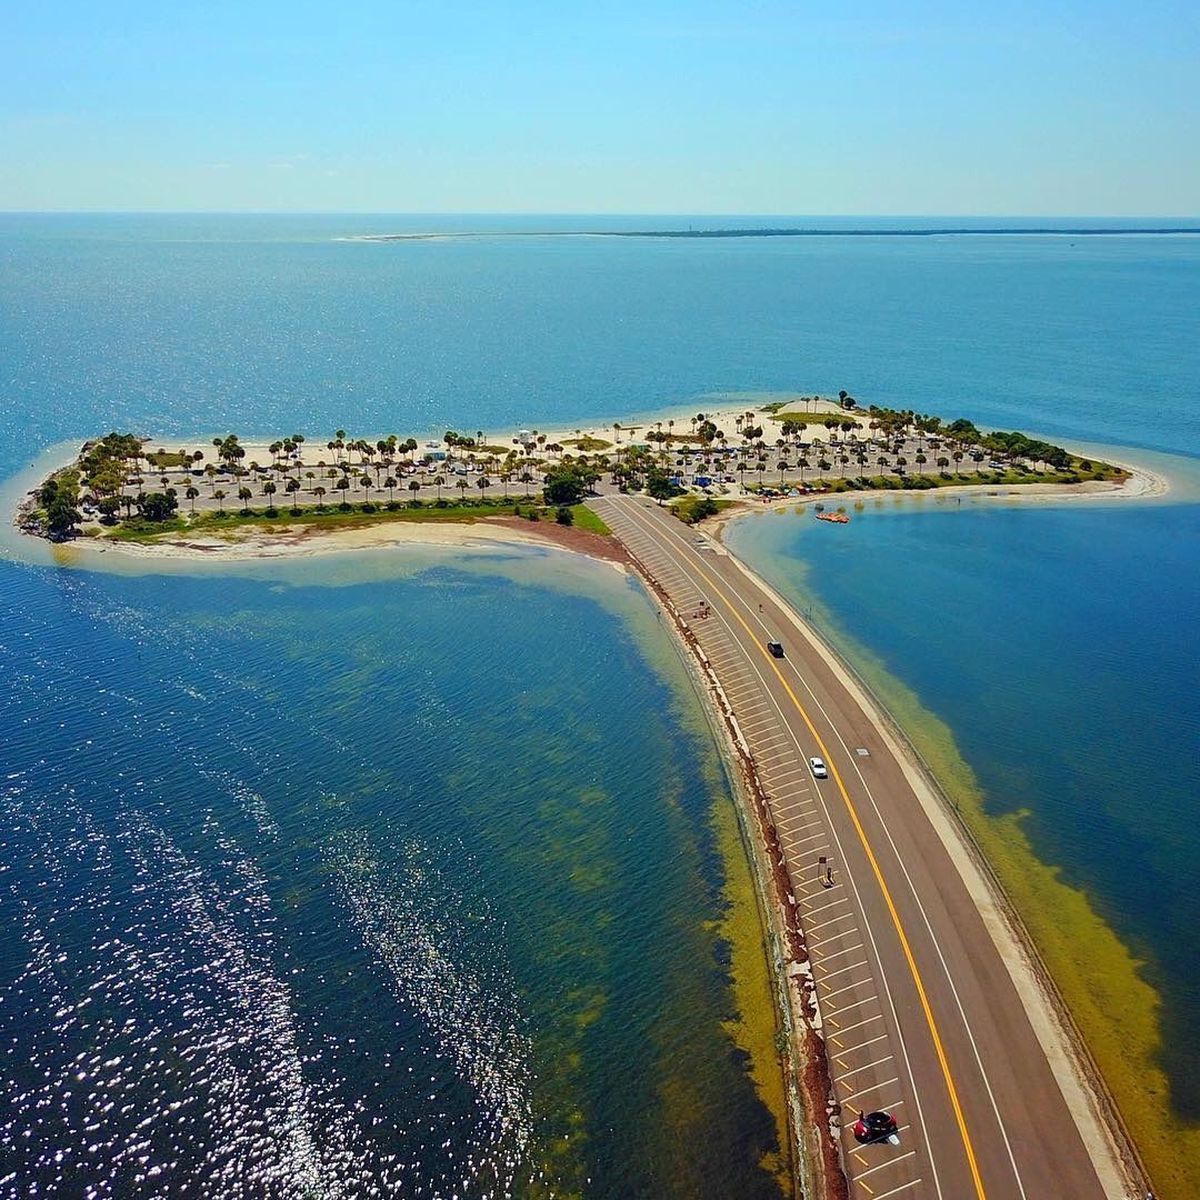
[1,0,1197,214]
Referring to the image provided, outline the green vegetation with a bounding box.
[563,436,613,451]
[815,462,1126,493]
[145,448,192,468]
[645,468,685,504]
[102,495,615,544]
[139,491,179,521]
[770,411,861,431]
[711,793,792,1191]
[568,505,611,535]
[38,469,82,540]
[543,463,600,507]
[671,495,733,524]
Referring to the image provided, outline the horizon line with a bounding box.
[2,209,1199,220]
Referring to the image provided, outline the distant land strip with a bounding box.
[349,226,1200,242]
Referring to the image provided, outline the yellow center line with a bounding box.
[686,551,988,1200]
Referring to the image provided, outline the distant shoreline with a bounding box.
[347,226,1200,242]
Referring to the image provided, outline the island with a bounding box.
[18,394,1133,552]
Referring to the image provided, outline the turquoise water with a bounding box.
[726,494,1200,1112]
[2,215,1199,1191]
[2,215,1197,457]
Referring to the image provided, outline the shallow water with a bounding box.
[0,552,787,1198]
[725,493,1200,1115]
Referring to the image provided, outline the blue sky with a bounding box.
[2,0,1197,213]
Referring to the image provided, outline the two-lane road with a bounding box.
[590,493,1133,1200]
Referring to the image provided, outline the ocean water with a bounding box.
[725,496,1200,1112]
[0,550,786,1198]
[1,214,1198,459]
[2,215,1199,1193]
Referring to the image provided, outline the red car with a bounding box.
[853,1110,899,1144]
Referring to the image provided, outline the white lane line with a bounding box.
[789,830,831,847]
[816,958,870,983]
[771,792,815,812]
[858,1150,916,1180]
[826,1013,885,1039]
[871,1179,922,1200]
[823,993,879,1018]
[821,976,877,1002]
[812,941,864,966]
[841,1076,900,1105]
[835,1053,894,1081]
[782,816,824,834]
[778,811,817,831]
[807,910,857,935]
[837,1032,891,1057]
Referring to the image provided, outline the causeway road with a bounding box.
[590,493,1135,1200]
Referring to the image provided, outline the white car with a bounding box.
[809,757,828,779]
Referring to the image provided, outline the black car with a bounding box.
[852,1110,899,1144]
[767,639,784,658]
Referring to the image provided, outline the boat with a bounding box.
[815,511,850,524]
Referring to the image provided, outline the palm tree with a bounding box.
[476,475,491,502]
[336,477,351,507]
[952,449,964,474]
[237,486,252,515]
[214,489,227,513]
[520,471,533,498]
[407,479,420,504]
[433,474,445,500]
[185,485,200,512]
[915,452,927,475]
[777,459,789,484]
[314,485,327,509]
[263,480,276,504]
[384,475,398,503]
[456,478,469,503]
[936,456,950,475]
[285,478,301,512]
